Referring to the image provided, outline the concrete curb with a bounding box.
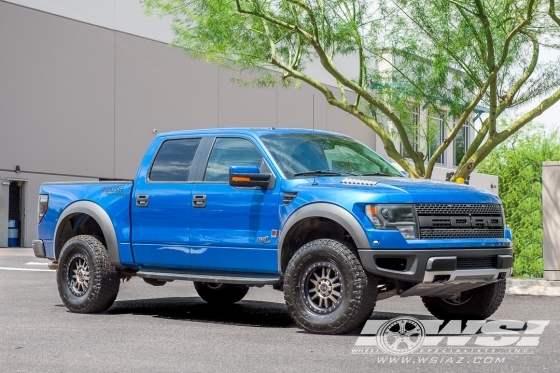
[506,278,560,296]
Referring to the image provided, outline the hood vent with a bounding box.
[282,192,298,205]
[341,178,378,186]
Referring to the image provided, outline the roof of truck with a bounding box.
[158,127,348,138]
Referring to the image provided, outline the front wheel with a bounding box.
[193,282,249,305]
[421,279,506,320]
[284,239,378,334]
[57,235,120,313]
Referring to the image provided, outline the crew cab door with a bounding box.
[190,136,280,274]
[131,137,203,269]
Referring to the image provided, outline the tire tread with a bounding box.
[57,235,120,313]
[284,239,377,334]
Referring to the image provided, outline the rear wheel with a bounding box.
[284,239,377,334]
[57,235,120,313]
[421,279,506,319]
[193,282,249,305]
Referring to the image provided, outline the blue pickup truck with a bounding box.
[33,128,513,334]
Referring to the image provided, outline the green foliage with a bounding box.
[142,0,560,179]
[477,124,560,277]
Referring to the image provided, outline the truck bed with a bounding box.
[38,181,133,259]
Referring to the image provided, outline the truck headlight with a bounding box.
[365,204,417,239]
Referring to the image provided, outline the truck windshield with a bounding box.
[260,133,403,179]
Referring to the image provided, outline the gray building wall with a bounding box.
[0,1,375,247]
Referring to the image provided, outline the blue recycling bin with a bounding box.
[8,220,19,247]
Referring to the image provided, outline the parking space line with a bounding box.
[0,267,54,272]
[25,262,50,265]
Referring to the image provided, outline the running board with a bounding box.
[136,270,280,286]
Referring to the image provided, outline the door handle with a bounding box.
[136,194,149,207]
[192,195,206,208]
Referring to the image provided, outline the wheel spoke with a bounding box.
[402,338,416,349]
[303,262,344,313]
[387,337,402,349]
[405,326,421,336]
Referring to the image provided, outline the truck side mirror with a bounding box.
[229,165,271,189]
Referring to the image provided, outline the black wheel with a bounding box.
[284,239,378,334]
[193,282,249,305]
[421,279,506,319]
[57,235,120,313]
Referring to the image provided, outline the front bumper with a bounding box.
[358,247,513,297]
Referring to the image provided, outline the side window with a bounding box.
[149,138,201,182]
[204,138,263,182]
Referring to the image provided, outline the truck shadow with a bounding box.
[102,298,435,332]
[369,311,437,321]
[106,297,296,328]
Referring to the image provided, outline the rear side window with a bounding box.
[149,138,201,182]
[204,137,263,182]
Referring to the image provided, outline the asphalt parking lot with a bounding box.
[1,248,560,373]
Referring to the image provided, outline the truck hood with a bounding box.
[299,176,500,204]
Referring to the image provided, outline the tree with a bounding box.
[143,0,560,179]
[477,123,560,277]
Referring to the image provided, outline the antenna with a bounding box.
[312,94,315,133]
[312,94,318,185]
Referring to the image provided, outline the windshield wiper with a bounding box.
[293,170,356,177]
[359,172,401,177]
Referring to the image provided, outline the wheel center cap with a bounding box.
[319,280,332,296]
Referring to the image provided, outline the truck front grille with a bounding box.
[416,204,504,240]
[416,204,502,215]
[419,228,504,239]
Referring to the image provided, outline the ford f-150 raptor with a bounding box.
[33,128,513,334]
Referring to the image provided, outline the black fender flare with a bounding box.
[278,203,370,274]
[54,201,121,267]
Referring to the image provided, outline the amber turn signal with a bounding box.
[231,176,251,182]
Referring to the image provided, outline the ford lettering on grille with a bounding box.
[415,204,504,239]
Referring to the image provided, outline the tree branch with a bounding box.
[456,29,540,171]
[549,0,560,27]
[268,56,421,178]
[474,0,495,70]
[455,86,560,178]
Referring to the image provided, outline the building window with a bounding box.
[427,110,445,164]
[400,105,419,158]
[454,121,470,166]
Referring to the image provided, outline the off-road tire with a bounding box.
[57,235,120,313]
[193,282,249,305]
[421,279,506,319]
[284,239,378,334]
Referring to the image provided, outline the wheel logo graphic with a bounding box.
[376,317,425,355]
